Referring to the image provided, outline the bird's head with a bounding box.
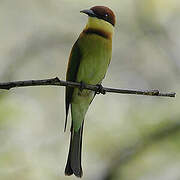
[80,6,115,37]
[80,6,115,27]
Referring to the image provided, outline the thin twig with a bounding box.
[0,77,176,97]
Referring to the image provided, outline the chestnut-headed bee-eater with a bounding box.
[65,6,115,177]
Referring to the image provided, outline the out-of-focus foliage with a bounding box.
[0,0,180,180]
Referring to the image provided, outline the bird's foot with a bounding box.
[96,84,106,95]
[79,81,86,92]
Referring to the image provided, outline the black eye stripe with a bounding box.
[95,13,109,20]
[90,6,115,26]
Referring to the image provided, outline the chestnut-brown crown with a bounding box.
[90,6,116,26]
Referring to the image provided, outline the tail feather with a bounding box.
[65,121,84,177]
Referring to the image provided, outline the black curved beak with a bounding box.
[80,9,96,17]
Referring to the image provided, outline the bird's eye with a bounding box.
[105,14,108,17]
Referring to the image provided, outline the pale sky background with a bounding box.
[0,0,180,180]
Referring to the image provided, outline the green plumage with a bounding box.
[66,33,112,131]
[65,10,114,176]
[65,31,112,177]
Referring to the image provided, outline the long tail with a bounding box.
[65,121,84,178]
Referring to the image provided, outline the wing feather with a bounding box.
[65,39,82,131]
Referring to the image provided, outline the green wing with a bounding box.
[65,39,82,131]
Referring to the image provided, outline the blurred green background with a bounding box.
[0,0,180,180]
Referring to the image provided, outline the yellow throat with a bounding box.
[85,17,114,36]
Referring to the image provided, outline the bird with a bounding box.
[64,6,115,177]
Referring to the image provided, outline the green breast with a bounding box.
[70,33,112,131]
[76,34,112,84]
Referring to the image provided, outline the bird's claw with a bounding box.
[80,81,86,91]
[96,84,106,95]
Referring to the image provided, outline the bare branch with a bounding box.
[0,77,176,98]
